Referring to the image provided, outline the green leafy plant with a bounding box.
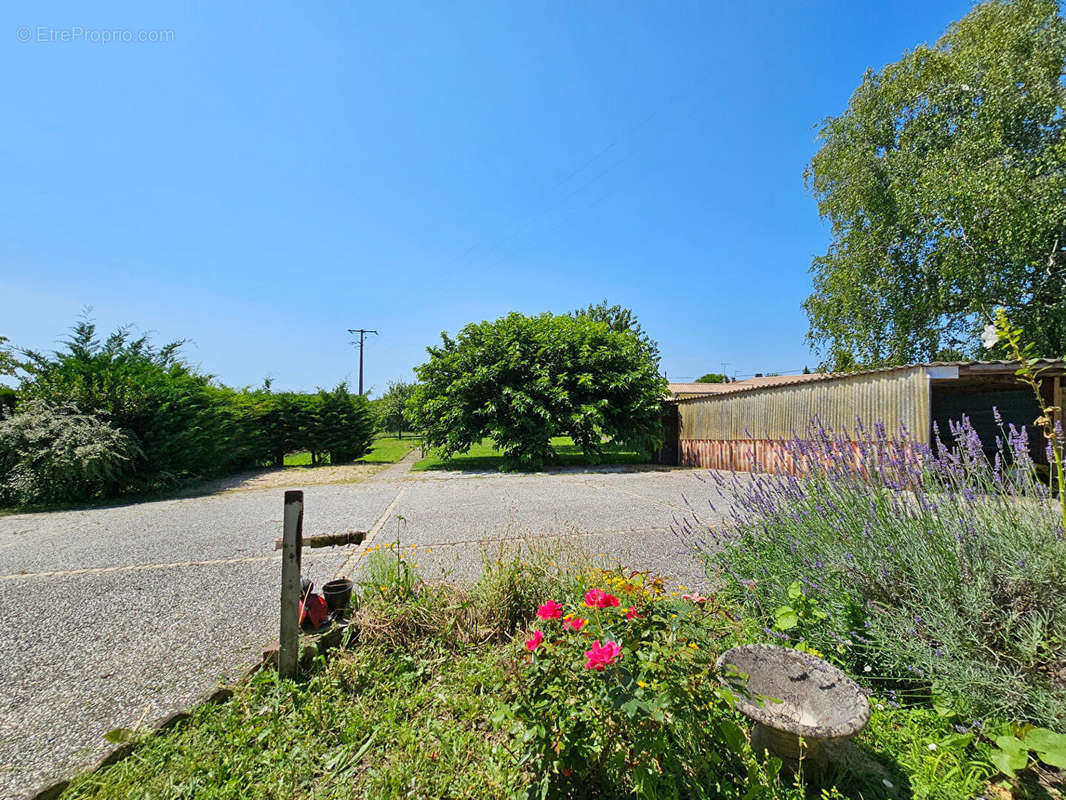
[0,334,16,377]
[772,581,828,633]
[985,307,1066,530]
[376,379,416,439]
[987,723,1066,777]
[360,543,417,604]
[508,568,792,799]
[0,399,142,505]
[771,581,830,657]
[3,318,378,506]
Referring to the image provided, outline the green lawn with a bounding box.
[63,642,520,800]
[283,436,419,467]
[411,436,649,471]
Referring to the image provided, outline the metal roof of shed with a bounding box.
[672,360,1065,404]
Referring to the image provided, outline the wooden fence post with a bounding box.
[279,490,304,679]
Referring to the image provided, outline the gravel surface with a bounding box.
[0,457,734,798]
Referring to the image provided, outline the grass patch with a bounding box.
[358,436,420,464]
[412,436,648,472]
[57,546,1020,800]
[283,436,419,467]
[64,645,521,800]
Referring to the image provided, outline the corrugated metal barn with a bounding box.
[661,361,1065,472]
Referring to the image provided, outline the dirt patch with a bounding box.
[189,464,385,495]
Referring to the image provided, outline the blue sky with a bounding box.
[2,1,972,393]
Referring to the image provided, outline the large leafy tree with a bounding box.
[0,336,16,377]
[570,300,661,365]
[805,0,1066,369]
[408,311,667,469]
[377,379,415,438]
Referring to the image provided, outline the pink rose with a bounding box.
[584,589,621,609]
[625,607,639,620]
[584,639,623,671]
[563,616,586,632]
[525,630,544,652]
[537,600,563,620]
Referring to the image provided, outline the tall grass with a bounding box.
[676,416,1066,728]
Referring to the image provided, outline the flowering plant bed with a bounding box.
[58,550,1012,800]
[507,569,789,799]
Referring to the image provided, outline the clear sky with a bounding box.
[2,1,973,393]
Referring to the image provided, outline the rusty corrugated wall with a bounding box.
[677,366,930,470]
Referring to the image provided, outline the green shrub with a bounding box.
[9,319,379,496]
[680,418,1066,728]
[18,320,237,486]
[313,383,374,464]
[376,379,415,439]
[0,400,141,506]
[508,567,795,799]
[408,309,666,470]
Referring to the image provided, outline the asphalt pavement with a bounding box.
[0,454,734,798]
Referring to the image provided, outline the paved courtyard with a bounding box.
[0,456,735,797]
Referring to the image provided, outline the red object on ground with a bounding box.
[300,593,329,629]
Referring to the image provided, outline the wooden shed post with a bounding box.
[279,490,304,679]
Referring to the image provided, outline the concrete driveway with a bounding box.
[0,456,732,798]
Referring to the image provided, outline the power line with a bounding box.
[347,329,377,395]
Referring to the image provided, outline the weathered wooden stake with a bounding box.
[279,490,304,679]
[272,530,365,551]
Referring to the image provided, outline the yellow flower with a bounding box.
[688,643,699,650]
[637,680,647,688]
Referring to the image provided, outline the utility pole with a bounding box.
[720,362,731,383]
[347,329,378,395]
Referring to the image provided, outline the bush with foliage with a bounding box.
[408,310,667,470]
[17,320,238,485]
[2,319,377,504]
[508,568,793,799]
[0,399,141,505]
[310,383,375,464]
[376,379,415,439]
[677,416,1066,728]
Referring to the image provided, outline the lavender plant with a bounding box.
[675,417,1066,728]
